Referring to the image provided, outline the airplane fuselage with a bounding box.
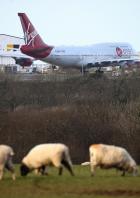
[43,42,135,67]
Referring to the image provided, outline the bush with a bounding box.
[0,75,140,163]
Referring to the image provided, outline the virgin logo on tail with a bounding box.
[25,23,38,47]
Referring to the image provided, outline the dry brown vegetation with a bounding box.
[0,73,140,164]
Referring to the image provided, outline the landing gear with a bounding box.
[95,68,104,74]
[92,69,104,78]
[80,66,88,75]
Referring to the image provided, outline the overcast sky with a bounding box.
[1,0,140,51]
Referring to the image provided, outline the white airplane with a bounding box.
[18,13,139,72]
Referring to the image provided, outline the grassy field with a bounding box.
[0,165,140,198]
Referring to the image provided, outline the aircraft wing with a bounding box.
[98,56,140,63]
[84,55,140,68]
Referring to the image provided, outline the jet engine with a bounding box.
[14,57,33,67]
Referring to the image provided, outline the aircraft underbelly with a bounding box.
[43,55,80,67]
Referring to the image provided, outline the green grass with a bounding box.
[0,165,140,198]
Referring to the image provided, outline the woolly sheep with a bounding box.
[0,145,15,180]
[82,144,138,176]
[20,143,74,176]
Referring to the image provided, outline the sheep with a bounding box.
[82,144,138,176]
[20,143,74,176]
[0,144,15,180]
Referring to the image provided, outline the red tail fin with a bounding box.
[18,13,53,59]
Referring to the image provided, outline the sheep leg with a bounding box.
[34,169,40,175]
[132,168,138,176]
[58,166,63,175]
[39,165,49,175]
[90,164,96,176]
[121,170,126,176]
[61,160,74,176]
[5,160,16,180]
[0,166,4,180]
